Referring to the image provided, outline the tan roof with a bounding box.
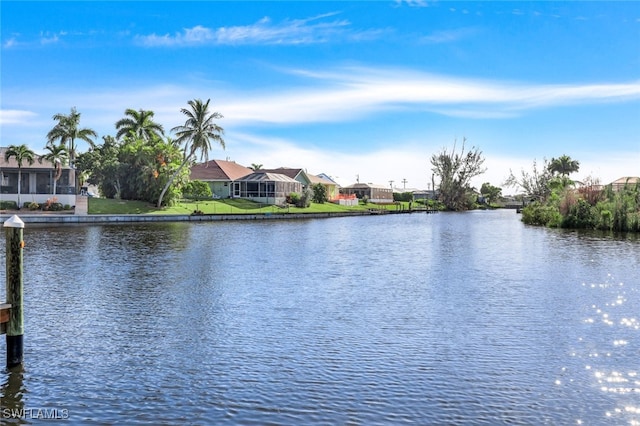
[609,176,640,185]
[190,159,252,181]
[0,147,60,169]
[308,173,337,185]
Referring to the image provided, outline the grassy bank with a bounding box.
[87,197,413,215]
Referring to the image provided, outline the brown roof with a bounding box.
[0,147,60,169]
[190,159,252,181]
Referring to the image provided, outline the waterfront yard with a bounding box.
[87,197,414,215]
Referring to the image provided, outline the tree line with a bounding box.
[506,155,639,232]
[6,99,225,208]
[428,144,638,232]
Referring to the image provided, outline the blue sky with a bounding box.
[1,1,639,191]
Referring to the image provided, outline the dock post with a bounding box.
[4,215,24,368]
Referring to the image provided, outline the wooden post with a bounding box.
[4,215,24,368]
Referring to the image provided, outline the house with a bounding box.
[190,159,253,198]
[0,147,76,208]
[308,173,340,201]
[232,171,302,205]
[340,182,394,203]
[607,176,640,192]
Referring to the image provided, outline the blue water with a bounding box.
[0,210,638,424]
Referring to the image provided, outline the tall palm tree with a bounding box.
[115,108,165,141]
[47,107,97,193]
[41,143,69,195]
[47,107,97,163]
[4,144,36,208]
[157,98,225,207]
[548,155,580,177]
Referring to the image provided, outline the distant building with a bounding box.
[607,176,640,192]
[340,183,393,203]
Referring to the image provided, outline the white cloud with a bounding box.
[420,27,477,44]
[135,13,360,47]
[2,37,19,48]
[218,67,640,125]
[0,109,37,125]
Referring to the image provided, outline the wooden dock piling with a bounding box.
[4,215,24,368]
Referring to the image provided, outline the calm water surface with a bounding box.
[0,210,638,425]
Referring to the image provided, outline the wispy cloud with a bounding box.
[394,0,431,7]
[4,66,638,131]
[2,37,19,48]
[0,109,38,125]
[3,31,69,48]
[135,13,377,47]
[218,66,640,124]
[420,27,477,44]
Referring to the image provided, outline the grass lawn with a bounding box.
[87,197,407,215]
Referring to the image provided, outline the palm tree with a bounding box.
[47,107,97,193]
[548,155,580,177]
[115,108,165,141]
[251,163,263,171]
[47,107,97,164]
[157,99,225,207]
[4,144,36,208]
[41,143,69,195]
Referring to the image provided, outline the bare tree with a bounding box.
[430,138,486,210]
[504,158,553,202]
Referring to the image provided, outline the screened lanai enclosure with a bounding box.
[233,172,302,205]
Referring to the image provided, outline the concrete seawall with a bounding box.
[0,211,375,224]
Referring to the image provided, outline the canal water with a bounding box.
[0,210,638,424]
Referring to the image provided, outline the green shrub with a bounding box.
[0,201,18,210]
[182,180,212,199]
[521,202,562,227]
[562,198,596,229]
[287,192,300,205]
[299,187,312,208]
[312,183,328,204]
[598,209,612,230]
[27,202,41,211]
[393,192,414,202]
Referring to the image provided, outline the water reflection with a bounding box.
[0,211,637,424]
[1,366,26,425]
[571,271,640,425]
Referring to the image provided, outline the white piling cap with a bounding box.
[3,215,25,228]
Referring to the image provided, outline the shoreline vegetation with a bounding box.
[520,181,640,233]
[6,102,635,233]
